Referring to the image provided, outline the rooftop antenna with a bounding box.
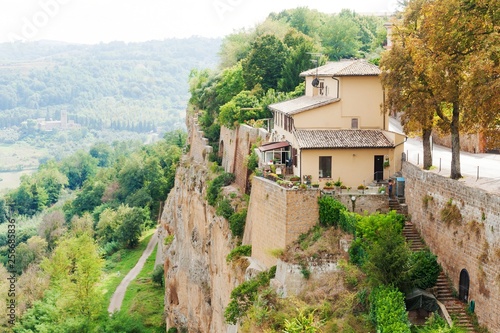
[308,52,322,87]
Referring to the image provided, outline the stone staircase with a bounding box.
[402,222,476,332]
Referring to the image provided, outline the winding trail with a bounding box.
[108,228,159,313]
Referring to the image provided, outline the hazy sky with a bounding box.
[1,0,398,44]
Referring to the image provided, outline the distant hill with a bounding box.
[0,37,221,132]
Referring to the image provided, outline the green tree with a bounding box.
[116,206,147,248]
[6,178,49,216]
[13,236,47,274]
[383,0,500,178]
[408,250,441,290]
[321,14,361,60]
[89,142,114,167]
[241,34,289,91]
[41,234,104,323]
[363,225,412,291]
[96,207,120,244]
[70,180,106,217]
[278,30,315,92]
[215,62,246,106]
[35,165,69,205]
[38,210,67,250]
[218,90,261,128]
[218,31,254,68]
[59,150,98,189]
[0,198,7,224]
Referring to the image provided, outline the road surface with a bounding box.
[389,117,500,193]
[108,228,159,313]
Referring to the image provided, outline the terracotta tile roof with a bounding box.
[295,129,394,149]
[268,96,339,115]
[300,60,381,77]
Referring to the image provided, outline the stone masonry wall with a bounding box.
[187,115,213,164]
[244,177,320,268]
[220,125,269,193]
[403,162,500,332]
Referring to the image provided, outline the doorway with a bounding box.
[459,269,470,302]
[374,155,384,181]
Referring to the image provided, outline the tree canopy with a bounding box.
[381,0,500,178]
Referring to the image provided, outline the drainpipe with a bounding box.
[382,87,386,131]
[299,149,302,182]
[332,77,340,99]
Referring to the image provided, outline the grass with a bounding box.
[100,228,157,303]
[119,244,166,332]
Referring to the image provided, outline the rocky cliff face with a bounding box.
[158,128,242,332]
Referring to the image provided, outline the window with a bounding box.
[319,156,332,178]
[284,115,294,132]
[351,118,359,129]
[319,81,325,95]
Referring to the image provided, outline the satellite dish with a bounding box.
[312,78,319,87]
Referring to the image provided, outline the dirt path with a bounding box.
[108,229,159,313]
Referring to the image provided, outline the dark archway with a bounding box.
[459,269,470,302]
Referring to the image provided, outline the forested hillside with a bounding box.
[0,37,221,132]
[0,131,186,332]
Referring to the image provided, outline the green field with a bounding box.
[0,142,46,193]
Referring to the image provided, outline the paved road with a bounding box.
[389,117,500,193]
[108,228,159,313]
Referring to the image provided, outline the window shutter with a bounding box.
[292,148,297,167]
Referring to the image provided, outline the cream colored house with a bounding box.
[264,59,406,188]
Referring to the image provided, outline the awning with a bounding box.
[258,141,290,152]
[405,288,439,312]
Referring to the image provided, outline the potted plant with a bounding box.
[333,177,343,193]
[378,185,386,194]
[333,177,343,187]
[383,158,390,168]
[290,175,301,182]
[311,182,320,188]
[357,184,367,193]
[324,181,334,190]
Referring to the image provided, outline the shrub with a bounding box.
[284,309,323,332]
[440,199,462,226]
[226,245,252,263]
[152,265,164,287]
[207,172,235,206]
[409,250,441,290]
[229,209,247,238]
[245,150,259,171]
[224,270,273,324]
[369,285,410,333]
[318,196,347,227]
[164,234,174,246]
[102,241,120,257]
[216,198,234,219]
[339,210,358,234]
[414,312,468,332]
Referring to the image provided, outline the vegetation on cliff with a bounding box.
[227,198,450,332]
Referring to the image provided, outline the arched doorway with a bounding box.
[459,269,470,302]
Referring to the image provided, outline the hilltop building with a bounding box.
[36,110,79,131]
[262,59,406,187]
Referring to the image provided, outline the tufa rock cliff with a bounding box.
[157,117,243,332]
